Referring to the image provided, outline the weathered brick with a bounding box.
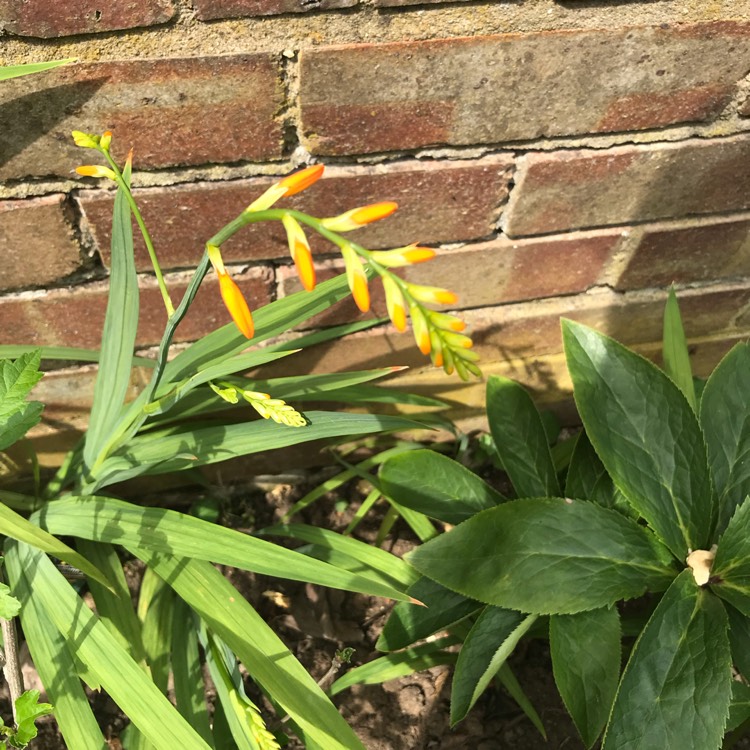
[277,229,618,329]
[300,22,750,155]
[193,0,355,21]
[0,55,283,181]
[469,283,750,361]
[615,214,750,290]
[0,267,273,348]
[503,136,750,236]
[0,0,174,38]
[0,195,82,291]
[373,0,470,5]
[77,157,513,270]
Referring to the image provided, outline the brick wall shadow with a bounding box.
[0,79,107,171]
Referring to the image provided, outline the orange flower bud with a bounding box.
[321,202,398,232]
[382,276,407,332]
[100,130,112,150]
[281,214,316,291]
[406,283,458,306]
[75,165,116,180]
[341,244,370,313]
[431,311,466,332]
[409,304,431,355]
[278,164,324,196]
[218,272,254,339]
[370,244,436,268]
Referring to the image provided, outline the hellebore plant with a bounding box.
[0,124,477,750]
[343,291,750,750]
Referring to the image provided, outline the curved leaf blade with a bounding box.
[563,319,713,558]
[712,496,750,617]
[700,342,750,535]
[84,165,139,472]
[451,607,534,724]
[408,498,675,615]
[662,287,696,411]
[602,571,731,750]
[379,449,504,525]
[486,375,560,498]
[37,495,411,602]
[550,607,620,748]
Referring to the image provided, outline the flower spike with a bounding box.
[281,214,316,291]
[321,202,398,233]
[207,244,254,339]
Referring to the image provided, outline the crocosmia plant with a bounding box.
[0,118,478,750]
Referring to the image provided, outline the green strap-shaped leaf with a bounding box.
[140,569,175,695]
[6,540,212,750]
[0,59,76,80]
[36,495,411,602]
[329,637,459,697]
[550,607,621,748]
[450,607,534,725]
[260,524,418,589]
[0,500,111,589]
[84,163,139,472]
[602,571,731,750]
[408,498,675,615]
[379,449,504,525]
[77,540,147,662]
[700,343,750,535]
[486,376,560,498]
[5,544,107,750]
[562,319,714,559]
[662,287,696,411]
[711,496,750,617]
[129,549,366,750]
[497,663,546,739]
[0,345,155,367]
[377,577,482,652]
[90,411,423,490]
[171,601,213,745]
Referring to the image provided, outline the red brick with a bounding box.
[77,157,513,270]
[299,22,750,155]
[503,136,750,236]
[0,0,174,37]
[276,229,618,329]
[615,215,750,290]
[0,55,283,181]
[468,284,750,361]
[0,267,273,348]
[193,0,355,21]
[372,0,470,4]
[0,195,82,291]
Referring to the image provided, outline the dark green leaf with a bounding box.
[712,496,750,616]
[486,376,560,497]
[726,603,750,681]
[727,681,750,733]
[602,571,731,750]
[408,498,675,615]
[377,577,482,652]
[700,342,750,534]
[451,607,533,724]
[662,287,696,411]
[550,607,620,748]
[379,449,504,525]
[563,319,713,558]
[566,431,617,509]
[84,166,139,473]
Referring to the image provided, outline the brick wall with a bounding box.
[3,0,750,463]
